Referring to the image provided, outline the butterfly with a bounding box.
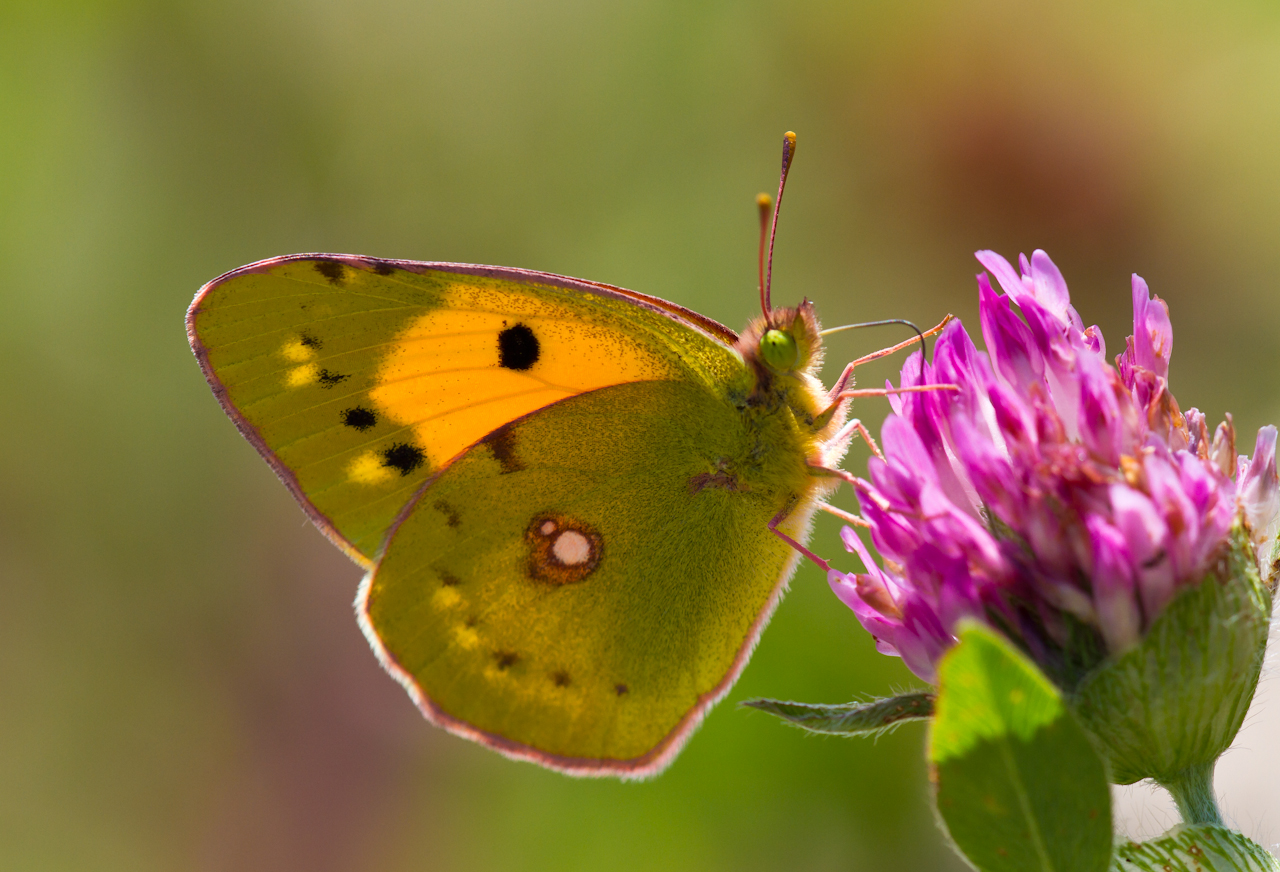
[187,133,940,778]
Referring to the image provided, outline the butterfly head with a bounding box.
[759,327,798,372]
[738,300,823,378]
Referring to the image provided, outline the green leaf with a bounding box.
[1112,825,1279,871]
[930,622,1112,872]
[741,693,933,736]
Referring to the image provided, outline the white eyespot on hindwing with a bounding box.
[525,514,602,584]
[551,530,591,566]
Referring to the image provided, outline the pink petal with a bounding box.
[1086,517,1141,651]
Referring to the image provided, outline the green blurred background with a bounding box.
[4,0,1280,868]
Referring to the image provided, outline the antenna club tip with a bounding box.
[756,193,773,223]
[779,131,797,172]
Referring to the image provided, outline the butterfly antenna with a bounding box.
[762,131,797,317]
[819,318,929,361]
[821,316,954,385]
[756,193,773,319]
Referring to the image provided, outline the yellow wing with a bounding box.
[187,254,742,565]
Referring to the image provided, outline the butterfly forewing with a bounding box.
[189,255,742,564]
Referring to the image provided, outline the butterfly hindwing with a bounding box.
[188,255,743,564]
[360,379,820,775]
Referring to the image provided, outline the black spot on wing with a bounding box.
[433,500,461,528]
[439,570,461,587]
[495,651,518,670]
[318,369,348,388]
[299,332,322,349]
[552,671,571,688]
[370,259,396,276]
[497,323,539,370]
[341,407,376,431]
[315,260,347,284]
[483,424,523,474]
[615,683,629,696]
[381,442,425,476]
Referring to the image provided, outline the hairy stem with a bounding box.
[1159,762,1224,826]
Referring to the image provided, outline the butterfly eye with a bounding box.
[759,328,799,372]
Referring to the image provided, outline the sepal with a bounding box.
[1069,524,1272,787]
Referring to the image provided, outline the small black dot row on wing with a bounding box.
[335,407,425,476]
[311,257,396,286]
[485,648,627,695]
[434,556,629,696]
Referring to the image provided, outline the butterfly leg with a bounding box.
[769,460,878,568]
[768,458,868,568]
[830,418,884,462]
[812,383,958,434]
[767,505,832,573]
[817,502,870,528]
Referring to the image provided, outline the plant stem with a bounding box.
[1158,762,1224,826]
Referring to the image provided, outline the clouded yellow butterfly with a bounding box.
[187,133,926,777]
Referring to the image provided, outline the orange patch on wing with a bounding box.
[367,302,674,471]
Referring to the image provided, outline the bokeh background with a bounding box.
[4,0,1280,868]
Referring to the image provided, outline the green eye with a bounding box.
[760,328,799,371]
